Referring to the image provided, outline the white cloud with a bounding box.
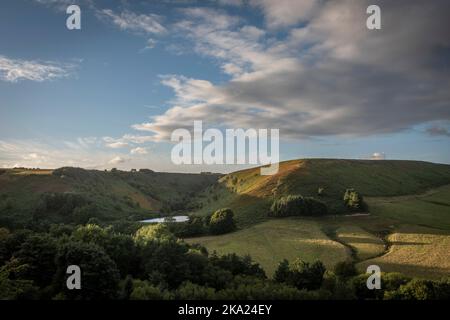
[106,141,129,149]
[108,156,127,165]
[0,55,76,83]
[251,0,318,29]
[99,9,167,35]
[133,1,450,142]
[145,38,157,49]
[103,134,155,147]
[130,147,148,155]
[0,139,120,169]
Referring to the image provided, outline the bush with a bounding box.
[209,208,236,235]
[343,189,367,212]
[134,224,176,243]
[351,272,411,300]
[383,278,450,300]
[270,195,328,217]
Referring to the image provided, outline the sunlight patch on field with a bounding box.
[186,218,349,276]
[358,225,450,279]
[336,225,385,261]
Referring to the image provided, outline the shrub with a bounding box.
[134,224,176,243]
[209,208,236,235]
[343,189,367,212]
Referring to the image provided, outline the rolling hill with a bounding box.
[0,167,220,227]
[191,159,450,226]
[2,159,450,279]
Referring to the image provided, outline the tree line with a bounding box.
[1,222,449,300]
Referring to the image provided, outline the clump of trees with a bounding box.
[274,259,326,290]
[168,216,209,238]
[270,195,328,217]
[209,208,236,235]
[167,209,236,237]
[343,189,367,212]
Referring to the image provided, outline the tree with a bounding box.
[53,241,120,299]
[134,223,176,244]
[130,280,171,300]
[175,281,216,300]
[0,259,39,300]
[274,259,290,283]
[384,279,436,300]
[72,224,139,277]
[209,253,266,278]
[352,272,411,300]
[343,189,367,212]
[289,259,326,290]
[0,228,11,265]
[209,208,236,235]
[14,233,58,289]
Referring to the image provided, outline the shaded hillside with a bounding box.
[192,159,450,226]
[0,167,220,228]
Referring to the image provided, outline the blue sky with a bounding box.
[0,0,449,172]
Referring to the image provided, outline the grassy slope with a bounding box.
[187,218,349,276]
[192,159,450,226]
[189,159,450,279]
[358,225,450,280]
[366,184,450,230]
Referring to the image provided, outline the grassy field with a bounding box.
[358,225,450,279]
[187,218,350,276]
[335,225,385,261]
[367,184,450,230]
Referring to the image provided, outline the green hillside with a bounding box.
[0,167,220,228]
[192,159,450,226]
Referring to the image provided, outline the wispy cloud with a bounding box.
[98,9,167,35]
[0,55,76,83]
[133,1,450,142]
[108,156,127,165]
[250,0,318,29]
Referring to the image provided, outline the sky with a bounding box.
[0,0,449,173]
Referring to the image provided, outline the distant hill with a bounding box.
[2,159,450,228]
[191,159,450,226]
[0,167,220,228]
